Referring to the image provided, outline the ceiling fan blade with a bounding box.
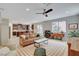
[45,9,53,13]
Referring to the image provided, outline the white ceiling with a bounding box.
[0,3,79,24]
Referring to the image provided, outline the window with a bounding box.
[59,21,66,32]
[37,24,43,36]
[52,22,59,32]
[52,21,66,33]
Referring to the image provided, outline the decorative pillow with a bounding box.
[30,34,35,38]
[20,35,26,39]
[25,34,29,39]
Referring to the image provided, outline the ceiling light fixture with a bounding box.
[26,8,30,11]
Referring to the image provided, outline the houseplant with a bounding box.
[68,30,79,37]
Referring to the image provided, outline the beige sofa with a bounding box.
[19,34,36,47]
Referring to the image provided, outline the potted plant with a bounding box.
[68,30,79,37]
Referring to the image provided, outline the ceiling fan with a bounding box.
[36,8,53,17]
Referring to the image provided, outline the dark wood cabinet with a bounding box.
[32,24,34,30]
[12,24,34,37]
[26,25,29,30]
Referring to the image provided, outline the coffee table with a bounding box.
[34,38,48,47]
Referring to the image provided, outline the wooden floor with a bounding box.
[17,39,68,56]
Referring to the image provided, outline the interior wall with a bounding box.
[0,23,1,45]
[34,15,79,41]
[0,18,9,45]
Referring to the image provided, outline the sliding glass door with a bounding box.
[52,21,66,33]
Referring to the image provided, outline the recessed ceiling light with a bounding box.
[26,8,30,11]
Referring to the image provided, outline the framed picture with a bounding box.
[68,23,78,30]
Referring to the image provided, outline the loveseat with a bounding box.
[19,34,36,47]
